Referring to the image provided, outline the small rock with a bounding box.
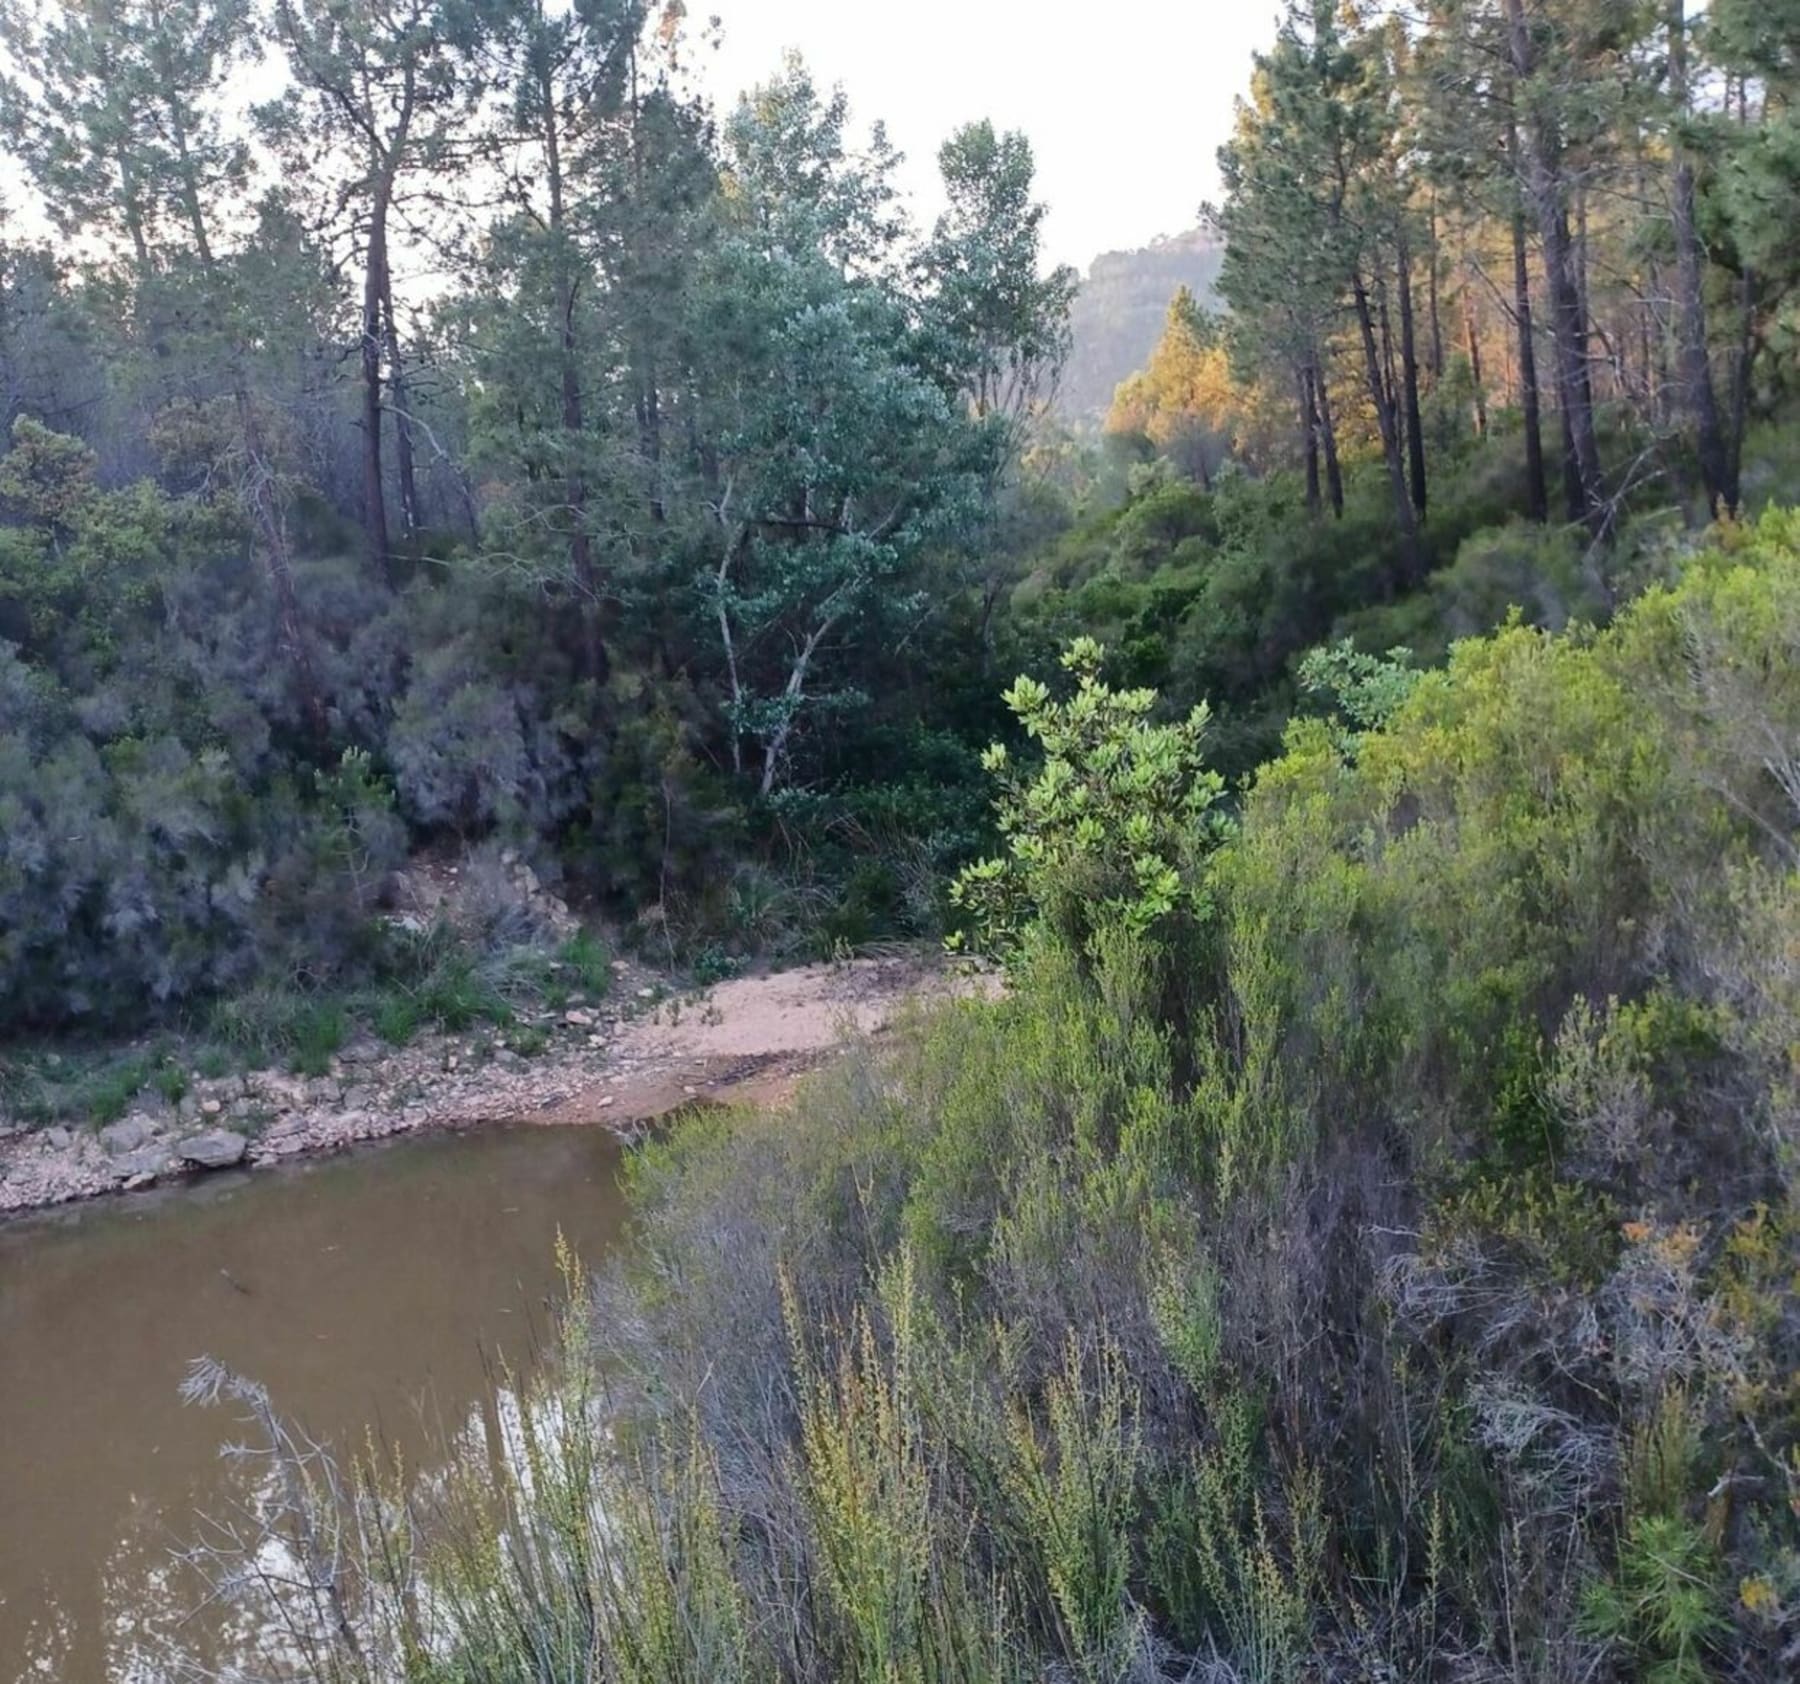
[200,1098,224,1117]
[563,1008,595,1028]
[636,986,656,1000]
[178,1129,248,1169]
[596,1095,615,1109]
[42,1125,73,1150]
[100,1116,154,1154]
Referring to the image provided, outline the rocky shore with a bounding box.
[0,955,989,1216]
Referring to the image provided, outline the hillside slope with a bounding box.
[1058,226,1225,421]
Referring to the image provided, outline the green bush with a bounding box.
[174,509,1800,1684]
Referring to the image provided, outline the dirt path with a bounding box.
[0,955,994,1216]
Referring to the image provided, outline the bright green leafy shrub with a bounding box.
[949,637,1229,959]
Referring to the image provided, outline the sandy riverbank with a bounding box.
[0,955,993,1216]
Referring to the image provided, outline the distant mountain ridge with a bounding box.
[1057,227,1225,423]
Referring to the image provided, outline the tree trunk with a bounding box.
[1299,367,1322,517]
[1378,271,1400,420]
[1667,0,1732,513]
[539,33,607,683]
[381,280,420,545]
[1544,210,1603,531]
[162,88,327,738]
[1397,229,1428,516]
[1503,0,1606,537]
[361,181,392,576]
[1729,264,1755,508]
[1426,195,1446,378]
[628,44,665,524]
[1315,354,1344,517]
[1510,203,1548,523]
[1726,77,1755,508]
[1463,274,1488,438]
[1353,268,1420,585]
[238,389,329,740]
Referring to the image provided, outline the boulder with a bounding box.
[100,1116,154,1154]
[177,1129,248,1170]
[114,1146,173,1185]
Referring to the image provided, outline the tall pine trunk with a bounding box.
[361,181,393,576]
[381,281,420,544]
[1726,77,1756,506]
[1397,229,1428,515]
[1299,368,1322,517]
[1667,0,1732,512]
[1426,196,1446,378]
[1353,268,1421,586]
[1509,188,1549,522]
[538,31,606,683]
[1503,0,1606,537]
[1463,271,1488,438]
[628,45,665,525]
[1315,357,1344,517]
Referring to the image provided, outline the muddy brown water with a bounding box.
[0,1122,629,1681]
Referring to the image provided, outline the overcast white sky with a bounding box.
[699,1,1280,271]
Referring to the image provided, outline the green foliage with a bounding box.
[1002,1333,1142,1679]
[794,1288,940,1682]
[429,511,1795,1684]
[1297,637,1421,739]
[210,989,347,1076]
[1582,1513,1726,1684]
[557,929,613,999]
[6,0,1800,1669]
[950,638,1228,957]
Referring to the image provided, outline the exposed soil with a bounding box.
[0,954,995,1216]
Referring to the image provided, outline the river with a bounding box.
[0,1123,629,1681]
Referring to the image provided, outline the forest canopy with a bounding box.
[0,0,1796,1038]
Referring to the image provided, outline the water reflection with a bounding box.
[0,1123,627,1680]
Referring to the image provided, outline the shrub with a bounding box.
[949,637,1229,960]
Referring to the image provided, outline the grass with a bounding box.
[210,989,348,1076]
[2,921,618,1128]
[373,993,424,1048]
[0,1041,180,1129]
[558,928,614,997]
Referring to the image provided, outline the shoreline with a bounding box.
[0,954,987,1219]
